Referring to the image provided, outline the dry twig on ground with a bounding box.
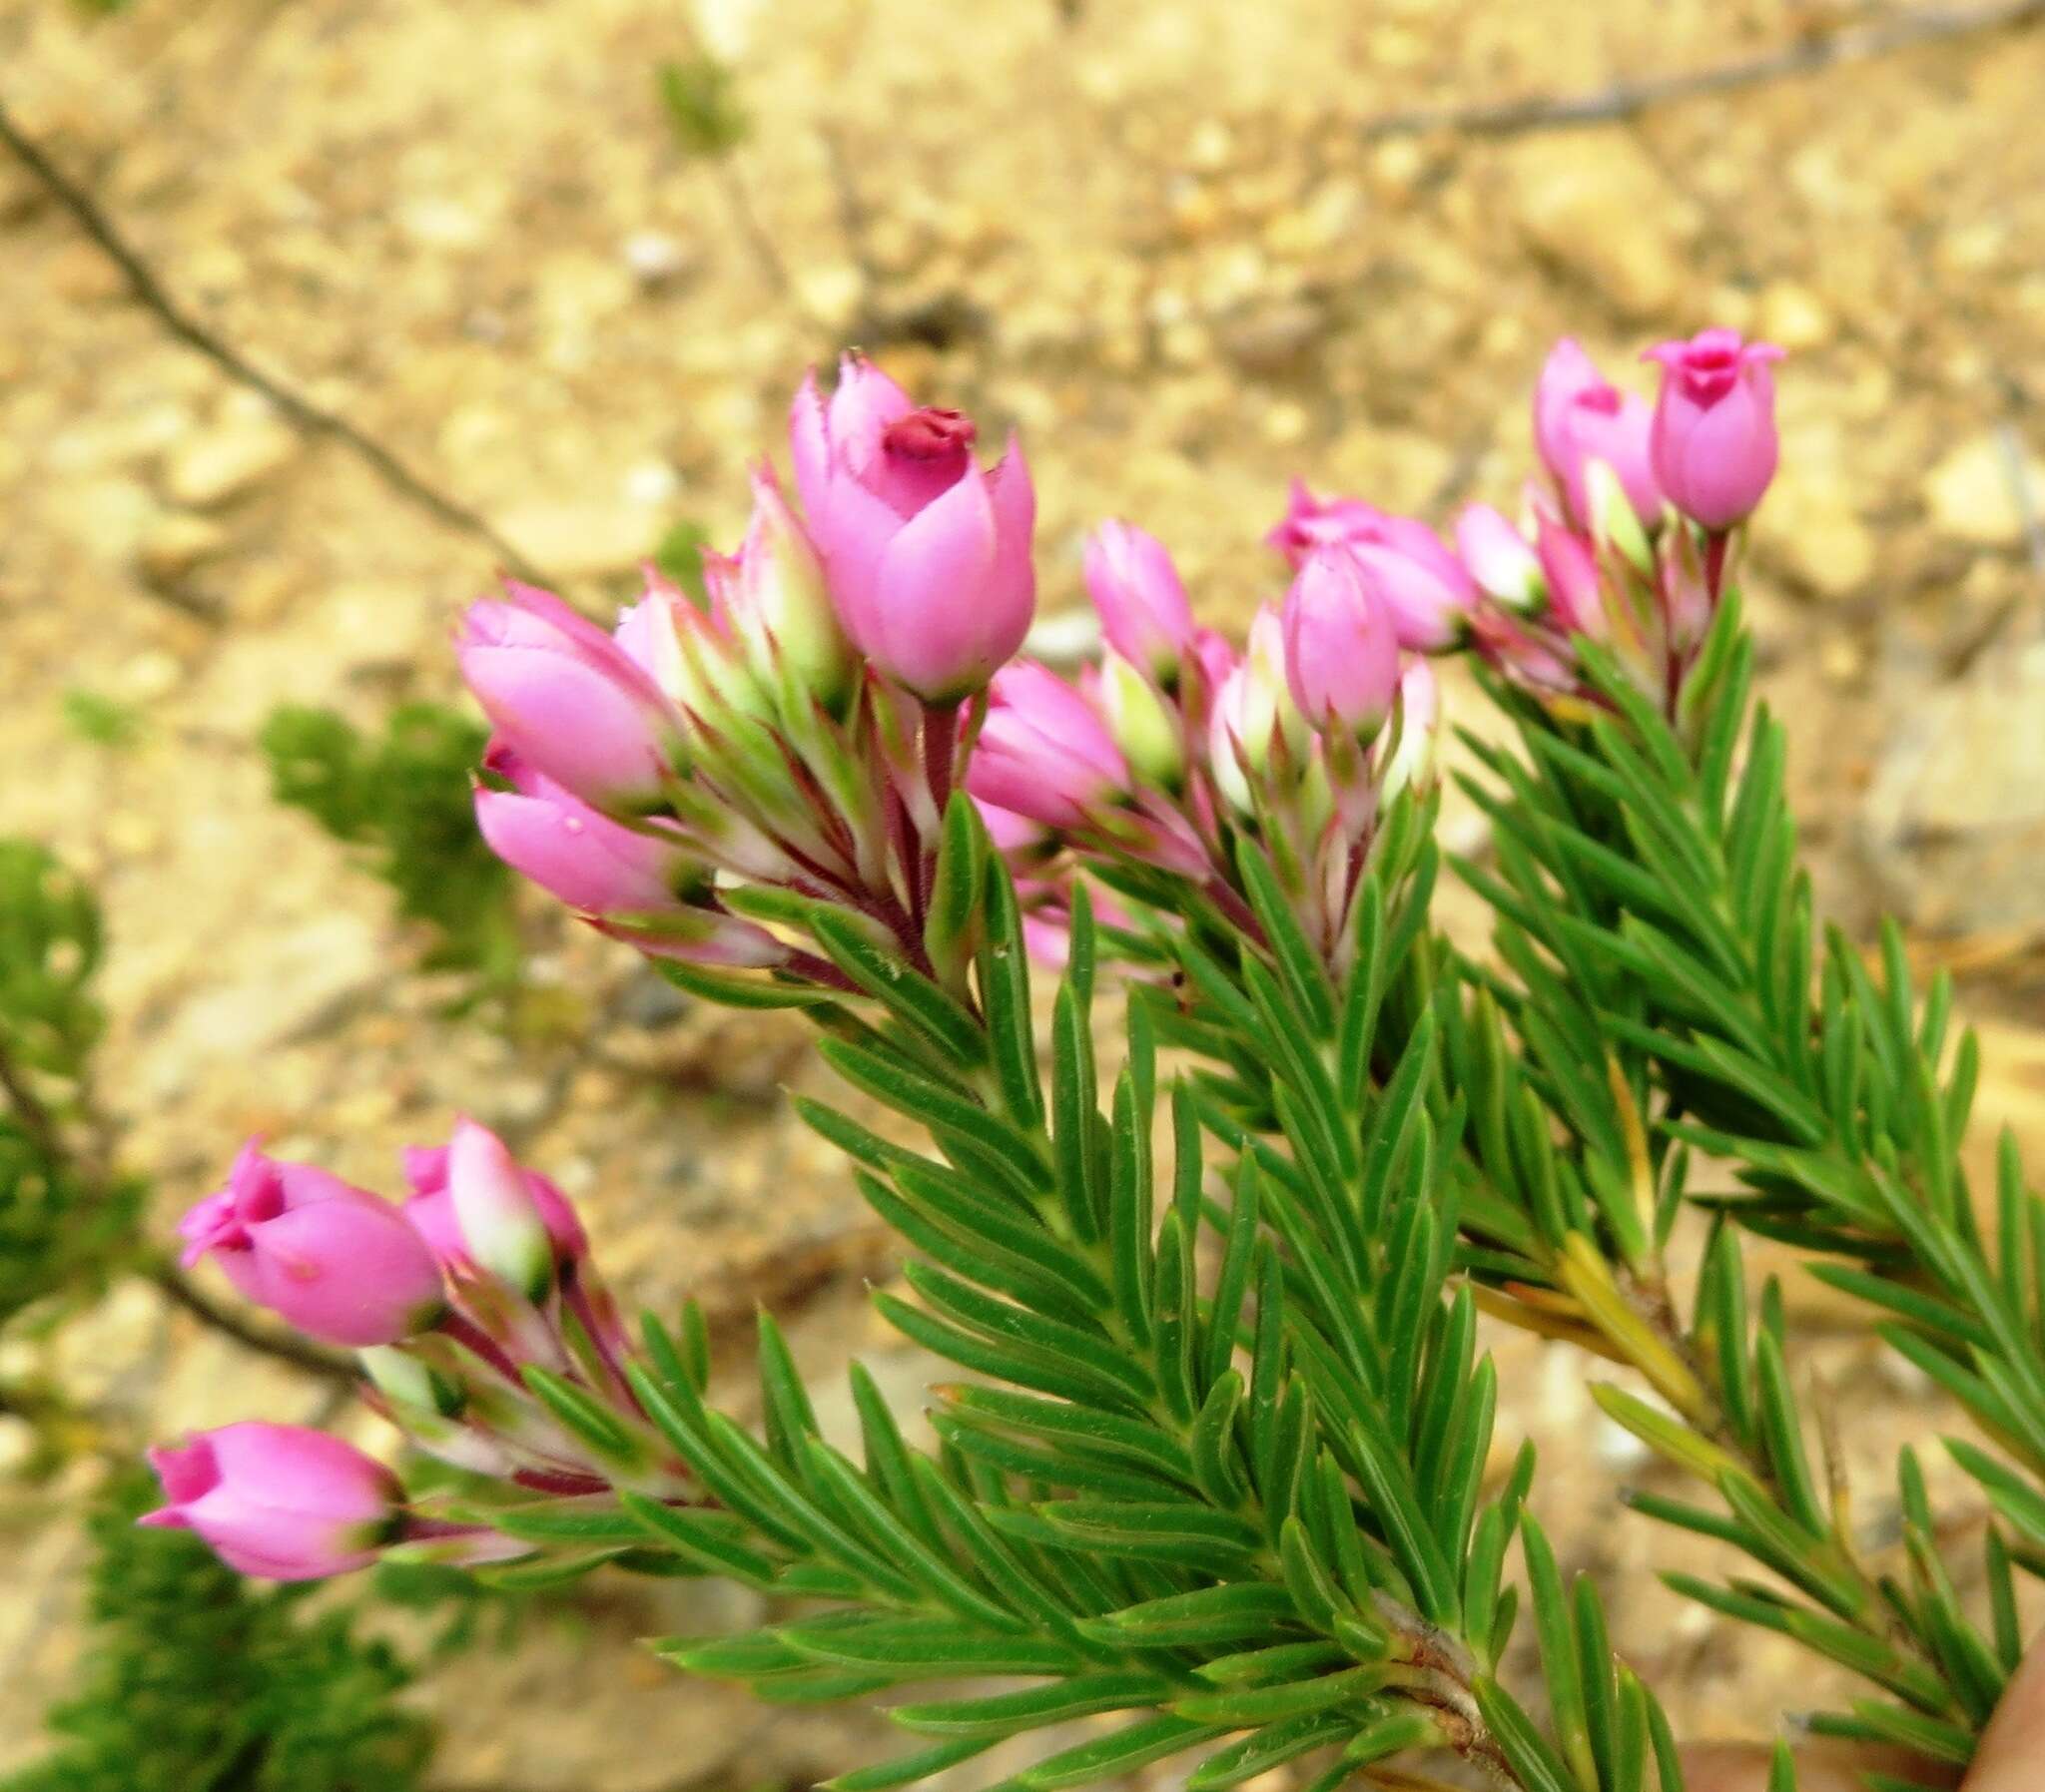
[0,93,547,584]
[1353,0,2045,142]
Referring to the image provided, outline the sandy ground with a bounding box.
[5,0,2045,1785]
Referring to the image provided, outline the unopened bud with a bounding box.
[1455,505,1547,615]
[1098,650,1183,788]
[1584,458,1654,577]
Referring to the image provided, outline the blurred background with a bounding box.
[3,0,2045,1787]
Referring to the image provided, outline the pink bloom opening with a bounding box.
[1642,328,1785,531]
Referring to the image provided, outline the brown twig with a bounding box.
[711,159,796,301]
[146,1258,355,1383]
[0,93,547,584]
[821,122,884,304]
[1353,0,2045,143]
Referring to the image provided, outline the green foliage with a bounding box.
[1444,591,2040,1774]
[599,580,2027,1783]
[59,690,144,752]
[651,518,714,607]
[656,55,749,162]
[474,816,1677,1792]
[0,840,105,1088]
[0,841,137,1331]
[260,701,519,983]
[4,1469,434,1792]
[0,1124,137,1336]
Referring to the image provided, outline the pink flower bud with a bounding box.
[721,466,854,707]
[402,1118,557,1302]
[456,581,683,813]
[1097,649,1184,787]
[401,1118,588,1283]
[143,1424,400,1581]
[966,662,1126,830]
[1532,338,1663,530]
[1188,628,1239,701]
[614,573,762,725]
[1642,328,1785,531]
[1265,480,1384,568]
[975,798,1052,860]
[1083,521,1195,682]
[1280,550,1400,741]
[179,1144,444,1347]
[475,742,696,917]
[1348,531,1477,653]
[1209,607,1309,812]
[789,358,1035,700]
[1533,512,1605,638]
[1263,482,1473,650]
[1380,661,1442,803]
[1455,505,1546,613]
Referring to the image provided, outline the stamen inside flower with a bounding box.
[883,406,976,462]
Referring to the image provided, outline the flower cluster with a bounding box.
[450,337,1776,993]
[149,1119,679,1579]
[148,325,1780,1586]
[967,520,1439,973]
[1452,328,1781,711]
[1249,328,1782,725]
[458,357,1035,1001]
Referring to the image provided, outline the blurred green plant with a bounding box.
[0,842,139,1335]
[58,690,144,752]
[650,517,713,607]
[653,48,791,300]
[260,701,521,990]
[3,1467,434,1792]
[656,54,749,162]
[0,839,105,1089]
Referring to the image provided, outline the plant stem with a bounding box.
[0,1031,354,1385]
[147,1259,354,1382]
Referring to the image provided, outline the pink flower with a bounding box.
[401,1117,587,1292]
[1642,328,1785,531]
[975,799,1052,860]
[1455,505,1546,613]
[966,662,1126,830]
[1349,534,1476,653]
[1265,482,1474,651]
[143,1423,399,1581]
[1083,520,1195,682]
[456,581,682,811]
[1189,628,1239,697]
[790,357,1034,701]
[180,1144,444,1347]
[475,741,694,917]
[1281,549,1401,740]
[1533,339,1663,530]
[1265,480,1384,566]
